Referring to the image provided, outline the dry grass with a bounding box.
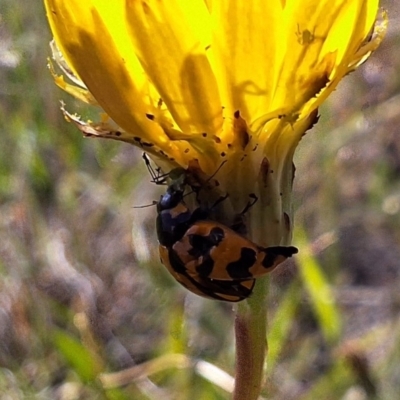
[0,1,399,398]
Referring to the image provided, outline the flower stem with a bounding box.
[233,276,268,400]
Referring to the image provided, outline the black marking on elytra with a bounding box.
[226,247,258,279]
[193,274,255,301]
[215,278,255,299]
[187,226,225,258]
[169,247,255,301]
[261,246,298,268]
[195,253,215,277]
[168,247,188,274]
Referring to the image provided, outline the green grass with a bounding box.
[1,1,399,399]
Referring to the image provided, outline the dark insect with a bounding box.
[144,154,298,301]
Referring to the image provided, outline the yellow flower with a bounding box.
[44,0,386,246]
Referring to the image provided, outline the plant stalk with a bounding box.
[233,276,268,400]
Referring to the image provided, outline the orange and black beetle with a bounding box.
[152,163,297,302]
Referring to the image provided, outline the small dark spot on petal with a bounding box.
[202,133,207,137]
[134,136,142,142]
[233,111,249,149]
[146,113,155,120]
[184,148,190,153]
[214,136,221,144]
[252,144,258,151]
[142,142,154,147]
[220,152,226,157]
[292,162,296,184]
[142,2,150,14]
[115,131,122,137]
[227,143,232,148]
[260,157,270,187]
[283,212,290,231]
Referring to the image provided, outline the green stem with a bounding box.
[226,140,296,399]
[233,276,268,400]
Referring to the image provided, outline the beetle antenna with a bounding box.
[133,200,158,209]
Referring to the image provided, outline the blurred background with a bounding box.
[0,1,399,399]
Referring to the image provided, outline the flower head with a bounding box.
[44,0,386,245]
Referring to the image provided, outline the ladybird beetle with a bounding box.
[170,221,298,282]
[144,155,297,301]
[149,163,256,301]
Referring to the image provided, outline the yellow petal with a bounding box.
[44,0,384,174]
[210,0,282,122]
[301,4,386,116]
[48,59,98,106]
[210,0,381,125]
[44,0,172,151]
[274,0,381,116]
[125,0,223,136]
